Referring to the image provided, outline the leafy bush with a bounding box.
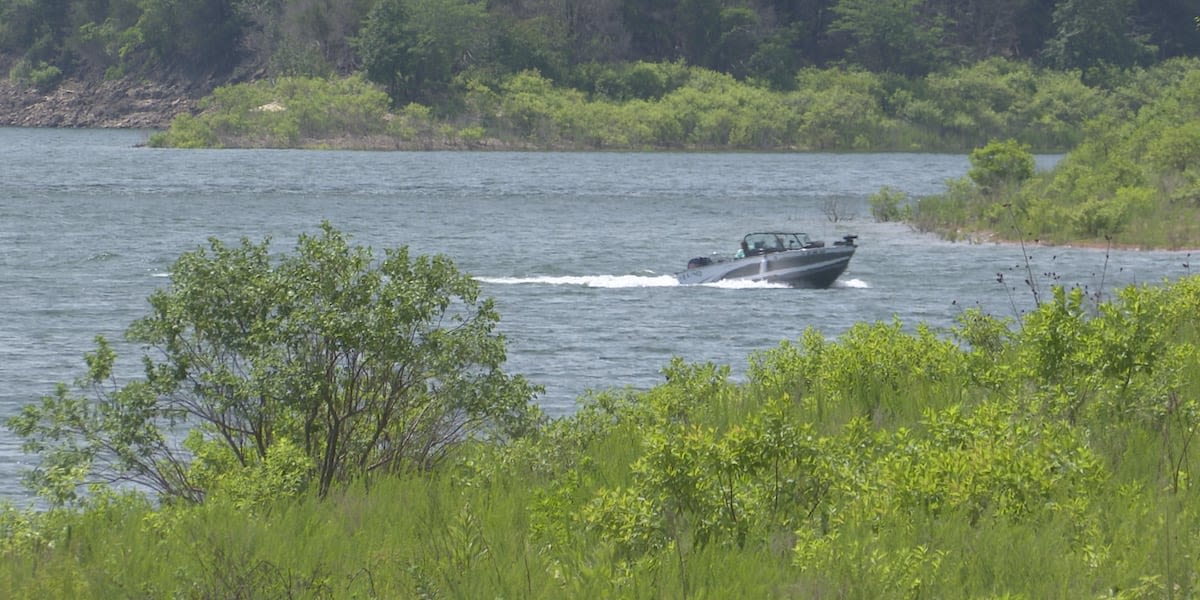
[967,138,1035,195]
[8,223,541,505]
[147,113,218,148]
[1072,197,1129,236]
[910,177,981,239]
[790,67,889,150]
[152,76,392,148]
[8,59,62,91]
[572,60,692,101]
[869,186,910,222]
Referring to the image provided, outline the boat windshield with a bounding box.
[742,233,810,254]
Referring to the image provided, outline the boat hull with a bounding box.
[676,245,855,288]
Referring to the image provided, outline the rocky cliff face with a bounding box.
[0,75,206,129]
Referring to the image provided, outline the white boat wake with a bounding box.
[477,275,679,288]
[155,271,866,289]
[476,275,801,289]
[837,278,870,289]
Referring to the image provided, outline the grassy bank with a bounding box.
[4,273,1200,598]
[903,59,1200,250]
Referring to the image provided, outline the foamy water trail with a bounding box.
[476,274,681,288]
[837,278,870,289]
[476,274,793,289]
[701,279,790,289]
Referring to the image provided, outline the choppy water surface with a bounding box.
[0,127,1191,501]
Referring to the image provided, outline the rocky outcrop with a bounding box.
[0,76,203,129]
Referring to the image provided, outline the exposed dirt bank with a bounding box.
[0,75,206,129]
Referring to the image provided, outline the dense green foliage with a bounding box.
[5,267,1200,597]
[149,75,396,148]
[3,0,1192,83]
[910,58,1200,248]
[150,57,1136,151]
[6,0,1187,157]
[8,223,541,506]
[3,0,1196,103]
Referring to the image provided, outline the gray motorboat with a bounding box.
[676,232,858,288]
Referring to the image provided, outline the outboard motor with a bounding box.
[687,256,713,269]
[834,234,859,246]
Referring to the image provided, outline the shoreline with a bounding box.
[5,77,1197,255]
[924,227,1200,253]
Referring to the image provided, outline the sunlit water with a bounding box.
[1,127,1192,502]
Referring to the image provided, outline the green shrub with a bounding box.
[152,76,390,148]
[790,67,889,150]
[8,59,62,91]
[869,186,910,222]
[147,113,219,148]
[968,139,1035,195]
[1072,197,1129,236]
[8,223,541,505]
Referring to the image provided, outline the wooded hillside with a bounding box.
[3,0,1197,108]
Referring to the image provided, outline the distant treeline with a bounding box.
[2,0,1198,107]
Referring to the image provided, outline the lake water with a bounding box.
[0,127,1192,502]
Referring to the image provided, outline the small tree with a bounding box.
[352,0,489,105]
[967,138,1035,196]
[10,222,541,505]
[1042,0,1155,81]
[353,0,414,103]
[829,0,949,77]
